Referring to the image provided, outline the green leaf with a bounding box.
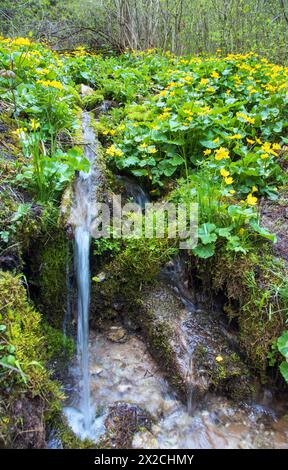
[131,169,149,177]
[277,332,288,359]
[200,139,222,149]
[192,243,215,259]
[249,220,277,243]
[279,361,288,383]
[0,231,9,243]
[170,155,185,166]
[216,226,234,238]
[122,156,139,167]
[198,223,217,244]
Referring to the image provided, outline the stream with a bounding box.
[61,112,288,449]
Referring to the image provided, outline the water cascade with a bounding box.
[64,112,101,438]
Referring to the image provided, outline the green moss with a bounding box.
[82,91,105,110]
[0,270,62,447]
[42,323,74,362]
[90,237,177,326]
[193,345,255,400]
[50,413,95,449]
[30,231,71,327]
[209,248,288,380]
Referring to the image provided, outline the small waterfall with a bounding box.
[65,111,100,438]
[161,256,196,313]
[117,175,149,209]
[63,247,73,343]
[75,226,91,430]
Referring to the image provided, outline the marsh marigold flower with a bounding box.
[225,177,233,185]
[215,147,230,161]
[220,168,230,178]
[246,193,258,206]
[12,37,31,46]
[30,119,40,131]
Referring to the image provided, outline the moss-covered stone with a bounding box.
[0,270,63,448]
[82,91,105,111]
[136,281,255,403]
[90,237,176,328]
[50,413,95,449]
[197,248,288,381]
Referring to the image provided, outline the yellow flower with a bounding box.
[225,177,233,185]
[229,134,242,140]
[239,228,245,236]
[203,149,212,156]
[106,145,116,156]
[216,356,223,362]
[261,142,278,155]
[215,147,230,161]
[236,112,255,124]
[13,127,26,137]
[229,189,236,195]
[151,125,160,130]
[246,138,255,145]
[213,138,219,143]
[211,71,220,79]
[252,186,258,193]
[12,37,31,46]
[37,79,64,90]
[37,68,51,76]
[115,148,124,157]
[272,143,281,150]
[30,119,40,131]
[246,193,258,206]
[220,168,230,178]
[148,147,157,154]
[140,143,148,149]
[159,90,167,97]
[261,153,270,159]
[170,91,175,96]
[200,78,209,86]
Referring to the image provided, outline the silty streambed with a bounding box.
[64,328,288,449]
[63,114,288,448]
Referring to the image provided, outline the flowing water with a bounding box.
[62,329,288,448]
[62,121,288,447]
[64,112,101,439]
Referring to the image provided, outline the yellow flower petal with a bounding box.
[216,355,223,362]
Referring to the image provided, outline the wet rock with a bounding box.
[0,253,20,270]
[104,402,152,448]
[135,282,255,404]
[107,326,128,343]
[132,430,160,449]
